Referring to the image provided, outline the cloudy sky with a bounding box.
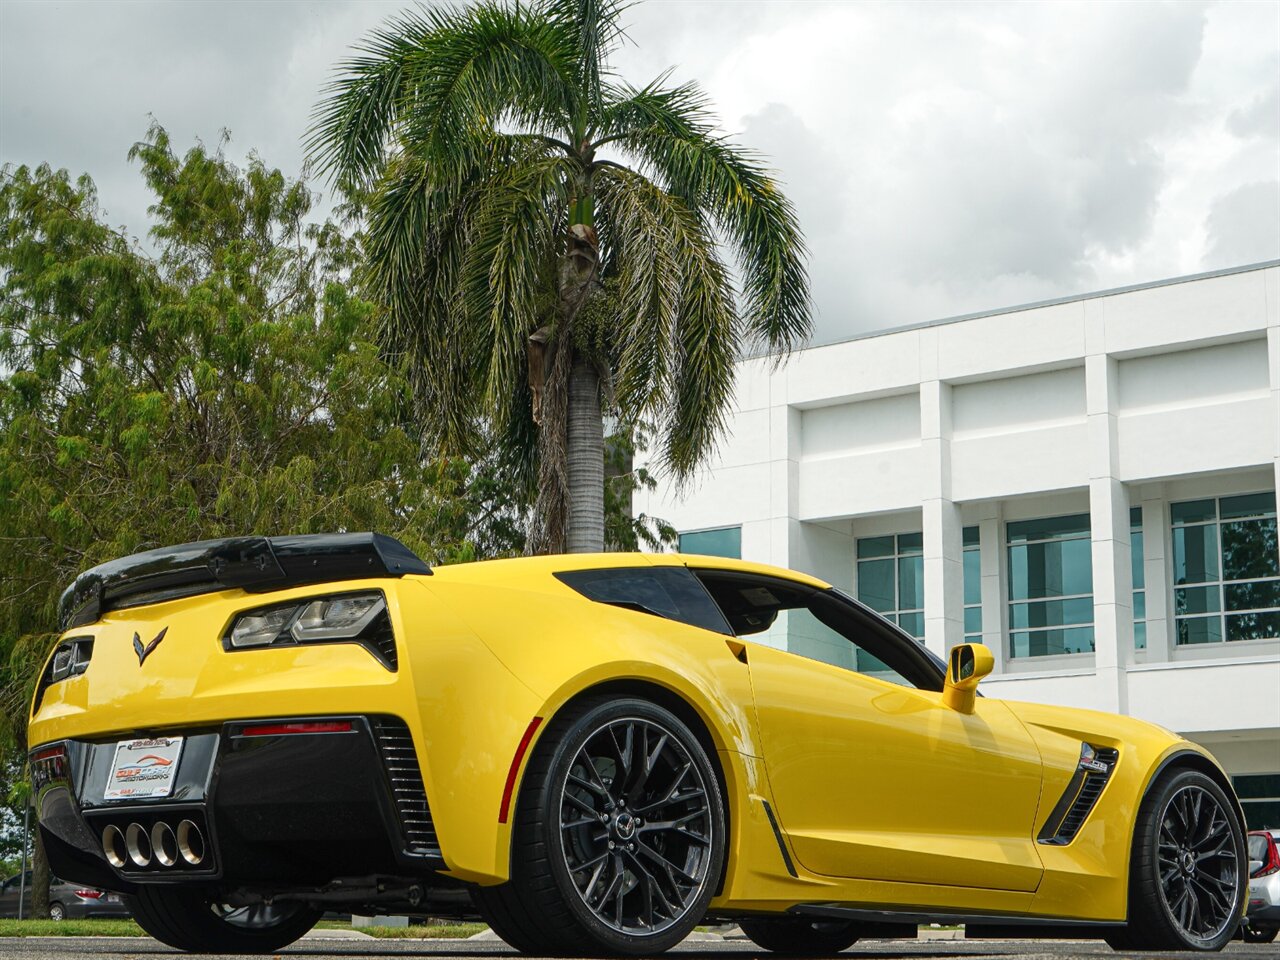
[2,0,1277,343]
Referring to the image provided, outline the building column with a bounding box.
[921,380,964,659]
[977,505,1005,673]
[1139,484,1171,663]
[1087,353,1131,715]
[1270,324,1280,513]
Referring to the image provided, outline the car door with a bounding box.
[0,875,19,918]
[695,570,1046,893]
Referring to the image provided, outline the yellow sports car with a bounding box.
[29,534,1247,954]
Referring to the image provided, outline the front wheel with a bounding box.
[474,697,726,955]
[738,917,860,955]
[1122,768,1246,951]
[125,886,320,952]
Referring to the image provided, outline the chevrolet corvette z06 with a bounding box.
[28,533,1247,953]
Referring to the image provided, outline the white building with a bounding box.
[642,259,1280,829]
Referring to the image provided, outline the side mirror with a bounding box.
[942,642,994,714]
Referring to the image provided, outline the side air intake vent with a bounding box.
[372,717,440,857]
[1038,744,1119,845]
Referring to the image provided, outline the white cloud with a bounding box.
[2,0,1277,343]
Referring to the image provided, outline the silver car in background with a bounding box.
[1246,829,1280,944]
[0,872,131,921]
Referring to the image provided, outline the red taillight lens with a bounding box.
[239,720,354,737]
[74,889,103,899]
[1259,834,1280,877]
[32,744,66,763]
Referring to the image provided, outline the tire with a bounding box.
[738,917,860,955]
[1121,768,1246,951]
[1242,925,1278,944]
[474,696,726,956]
[48,902,65,922]
[125,886,320,952]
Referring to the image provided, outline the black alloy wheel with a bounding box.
[558,715,715,936]
[738,917,861,955]
[1119,768,1245,951]
[474,696,726,956]
[126,886,321,952]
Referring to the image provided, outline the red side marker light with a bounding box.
[499,717,543,824]
[32,745,66,763]
[240,720,354,737]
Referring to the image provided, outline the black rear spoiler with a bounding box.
[58,533,431,630]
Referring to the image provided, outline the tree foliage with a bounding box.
[0,126,519,749]
[308,0,811,552]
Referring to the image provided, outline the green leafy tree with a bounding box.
[0,127,524,909]
[308,0,811,553]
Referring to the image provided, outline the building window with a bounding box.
[1007,513,1094,658]
[1234,773,1280,830]
[856,533,924,639]
[1132,507,1146,650]
[1171,492,1279,645]
[678,526,741,559]
[963,526,982,644]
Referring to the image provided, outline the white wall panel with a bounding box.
[800,392,920,459]
[1127,659,1280,733]
[1116,397,1273,480]
[798,448,925,521]
[1117,338,1270,412]
[950,423,1090,501]
[952,367,1086,437]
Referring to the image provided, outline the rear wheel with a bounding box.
[48,901,65,921]
[125,887,320,952]
[474,697,726,955]
[738,917,860,955]
[1120,768,1245,951]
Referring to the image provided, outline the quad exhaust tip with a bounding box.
[124,823,151,867]
[151,821,178,867]
[177,819,205,866]
[100,820,204,869]
[101,824,126,868]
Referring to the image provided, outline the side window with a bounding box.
[694,571,943,691]
[556,567,731,636]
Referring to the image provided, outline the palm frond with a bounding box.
[546,0,631,126]
[597,79,813,354]
[308,2,578,188]
[595,165,734,479]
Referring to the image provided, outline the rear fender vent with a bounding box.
[372,716,440,858]
[1038,744,1119,845]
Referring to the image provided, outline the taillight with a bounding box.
[1257,833,1280,877]
[74,889,103,899]
[239,720,354,737]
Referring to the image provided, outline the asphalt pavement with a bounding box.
[0,937,1275,960]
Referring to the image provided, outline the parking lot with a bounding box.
[0,937,1277,960]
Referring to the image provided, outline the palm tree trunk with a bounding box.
[565,354,604,552]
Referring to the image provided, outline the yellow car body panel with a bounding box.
[28,549,1233,928]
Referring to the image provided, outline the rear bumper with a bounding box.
[31,715,443,894]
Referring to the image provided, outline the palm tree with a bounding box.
[308,0,811,553]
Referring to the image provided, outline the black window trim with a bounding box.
[555,566,733,636]
[690,568,948,692]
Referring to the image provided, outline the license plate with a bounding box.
[104,737,184,800]
[106,893,120,903]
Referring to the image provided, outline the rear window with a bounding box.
[556,567,731,636]
[1249,834,1270,861]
